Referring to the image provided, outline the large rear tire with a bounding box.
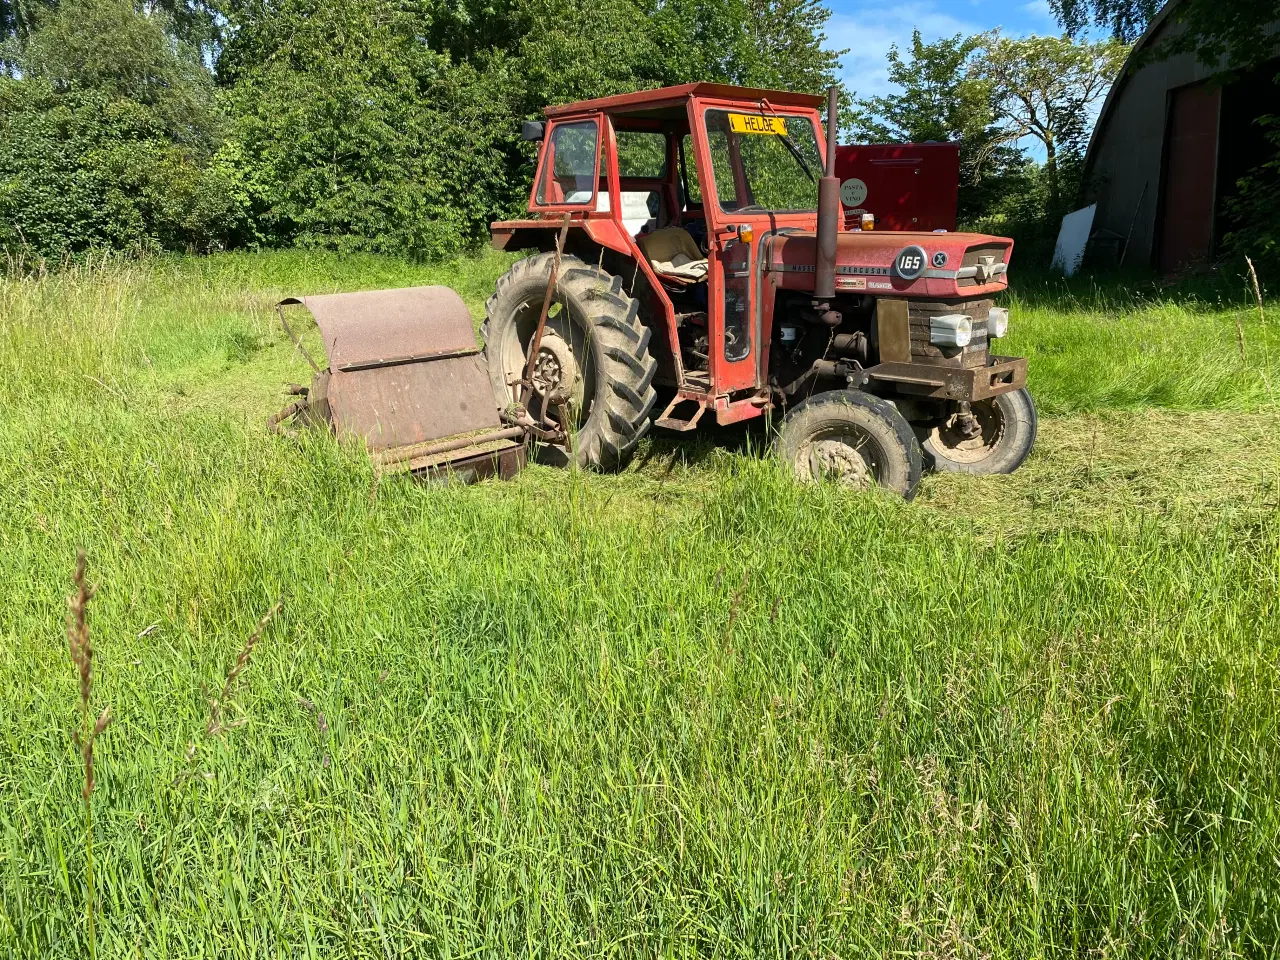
[482,253,658,470]
[777,390,923,499]
[920,388,1037,475]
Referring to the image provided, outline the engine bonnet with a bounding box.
[767,231,1013,300]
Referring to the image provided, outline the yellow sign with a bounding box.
[728,113,787,136]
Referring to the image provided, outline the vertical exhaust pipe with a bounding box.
[813,85,840,304]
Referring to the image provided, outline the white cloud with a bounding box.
[1021,0,1057,23]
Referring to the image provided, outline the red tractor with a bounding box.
[275,84,1034,499]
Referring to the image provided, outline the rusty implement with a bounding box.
[270,286,528,481]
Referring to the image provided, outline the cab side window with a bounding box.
[536,120,600,205]
[679,134,702,207]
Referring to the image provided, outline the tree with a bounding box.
[11,0,850,258]
[17,0,220,146]
[974,33,1129,211]
[1,0,219,67]
[217,0,533,256]
[1051,0,1276,70]
[854,33,990,145]
[0,0,234,256]
[642,0,843,93]
[217,0,847,257]
[851,32,1025,222]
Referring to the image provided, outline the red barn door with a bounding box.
[1158,83,1221,273]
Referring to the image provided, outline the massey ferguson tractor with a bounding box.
[273,84,1035,499]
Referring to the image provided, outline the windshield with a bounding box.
[703,109,823,214]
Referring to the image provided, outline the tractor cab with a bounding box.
[493,84,833,406]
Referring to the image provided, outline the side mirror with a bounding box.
[522,120,545,142]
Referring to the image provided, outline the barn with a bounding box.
[1081,2,1280,272]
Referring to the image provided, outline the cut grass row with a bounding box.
[1,251,1278,957]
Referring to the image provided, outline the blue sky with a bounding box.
[828,0,1062,99]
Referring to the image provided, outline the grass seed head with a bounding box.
[66,551,110,797]
[206,599,282,736]
[66,550,96,712]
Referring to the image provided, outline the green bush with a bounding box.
[218,9,531,259]
[0,0,238,260]
[0,79,241,258]
[1223,115,1280,279]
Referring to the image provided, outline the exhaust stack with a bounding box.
[813,85,840,304]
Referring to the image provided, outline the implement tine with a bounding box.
[277,304,322,374]
[521,213,572,408]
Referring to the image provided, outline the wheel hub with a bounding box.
[931,402,1003,462]
[807,438,873,489]
[531,332,580,406]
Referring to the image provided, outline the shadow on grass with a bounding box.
[629,411,769,476]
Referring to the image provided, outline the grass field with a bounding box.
[1,250,1278,958]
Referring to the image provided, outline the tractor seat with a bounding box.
[638,227,708,286]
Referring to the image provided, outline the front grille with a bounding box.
[958,243,1009,287]
[908,299,991,369]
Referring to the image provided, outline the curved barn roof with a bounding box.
[1082,0,1185,181]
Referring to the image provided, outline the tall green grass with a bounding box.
[1,252,1278,957]
[1002,271,1276,414]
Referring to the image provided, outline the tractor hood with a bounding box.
[765,230,1012,300]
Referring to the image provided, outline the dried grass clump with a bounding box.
[66,550,111,959]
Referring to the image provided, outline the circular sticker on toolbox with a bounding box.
[894,245,928,280]
[840,177,868,208]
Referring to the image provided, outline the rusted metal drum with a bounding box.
[272,286,525,480]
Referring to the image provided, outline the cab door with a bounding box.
[695,108,758,395]
[712,227,756,392]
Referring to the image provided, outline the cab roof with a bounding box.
[542,83,826,118]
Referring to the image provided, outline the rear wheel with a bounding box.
[777,390,923,499]
[482,253,658,470]
[920,388,1037,474]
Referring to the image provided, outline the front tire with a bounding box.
[482,253,658,470]
[777,390,923,499]
[920,388,1037,475]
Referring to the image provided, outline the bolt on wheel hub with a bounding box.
[932,403,1004,462]
[807,438,873,489]
[531,332,580,406]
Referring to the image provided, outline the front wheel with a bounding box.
[776,390,923,499]
[920,388,1037,475]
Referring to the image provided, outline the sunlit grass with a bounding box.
[1,252,1277,957]
[1000,269,1277,414]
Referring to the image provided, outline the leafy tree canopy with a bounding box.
[1,0,232,256]
[5,0,847,259]
[15,0,219,147]
[976,33,1129,205]
[1051,0,1277,70]
[1,0,219,60]
[213,0,847,257]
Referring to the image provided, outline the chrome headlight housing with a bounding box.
[988,307,1009,338]
[930,313,972,348]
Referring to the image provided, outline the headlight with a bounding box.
[930,313,972,348]
[988,307,1009,338]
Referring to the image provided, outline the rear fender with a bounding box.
[490,218,685,390]
[490,218,632,256]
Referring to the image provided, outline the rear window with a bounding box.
[615,131,667,178]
